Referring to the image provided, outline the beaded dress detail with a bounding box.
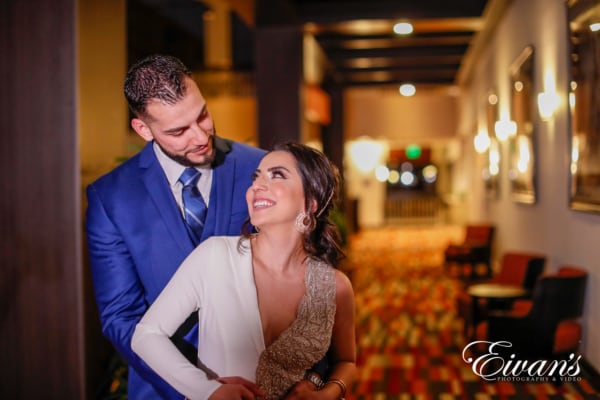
[255,258,336,399]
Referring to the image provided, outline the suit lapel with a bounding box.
[203,138,235,239]
[204,158,236,239]
[139,143,195,254]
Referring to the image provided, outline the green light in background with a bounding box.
[405,144,422,159]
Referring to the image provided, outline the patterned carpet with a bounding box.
[342,225,600,400]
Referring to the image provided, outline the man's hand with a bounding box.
[208,376,266,400]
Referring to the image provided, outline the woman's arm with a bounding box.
[131,248,222,400]
[320,270,357,399]
[132,240,266,400]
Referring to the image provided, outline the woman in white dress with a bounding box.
[132,142,356,400]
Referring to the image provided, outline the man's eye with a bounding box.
[198,110,209,122]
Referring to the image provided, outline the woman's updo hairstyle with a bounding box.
[276,142,344,266]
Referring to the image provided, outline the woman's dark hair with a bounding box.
[241,142,345,267]
[124,54,192,119]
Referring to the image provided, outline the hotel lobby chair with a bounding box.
[456,251,546,339]
[475,266,588,360]
[444,224,495,280]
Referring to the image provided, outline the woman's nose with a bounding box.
[252,177,267,191]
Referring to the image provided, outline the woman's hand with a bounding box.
[208,376,266,400]
[283,380,322,400]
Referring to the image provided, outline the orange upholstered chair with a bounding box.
[475,266,588,359]
[444,224,495,279]
[456,251,546,339]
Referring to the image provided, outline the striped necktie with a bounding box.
[179,167,207,245]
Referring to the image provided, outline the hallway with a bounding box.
[343,225,600,399]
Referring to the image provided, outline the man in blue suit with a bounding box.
[85,54,266,399]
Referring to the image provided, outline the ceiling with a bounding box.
[136,0,504,89]
[288,0,493,88]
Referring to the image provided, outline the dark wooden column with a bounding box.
[321,83,345,174]
[255,25,304,149]
[0,1,85,398]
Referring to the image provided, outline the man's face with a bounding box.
[131,77,216,167]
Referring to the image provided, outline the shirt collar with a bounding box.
[153,141,211,187]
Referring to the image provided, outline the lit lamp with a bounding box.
[348,137,385,173]
[399,83,416,97]
[537,91,560,121]
[494,119,517,141]
[474,131,490,153]
[569,81,577,112]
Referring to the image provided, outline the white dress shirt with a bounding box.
[153,141,213,214]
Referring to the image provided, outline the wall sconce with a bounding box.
[348,137,386,173]
[537,91,560,121]
[474,131,490,153]
[569,81,577,112]
[494,119,517,141]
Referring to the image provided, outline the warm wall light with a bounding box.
[348,137,386,173]
[537,91,560,121]
[489,141,500,176]
[494,119,517,141]
[474,131,490,153]
[374,165,390,182]
[569,81,577,112]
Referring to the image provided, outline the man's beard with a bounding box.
[158,134,217,168]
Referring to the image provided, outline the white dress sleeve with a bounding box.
[131,239,222,400]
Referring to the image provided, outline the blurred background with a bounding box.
[2,0,600,398]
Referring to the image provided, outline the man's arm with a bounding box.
[85,184,181,399]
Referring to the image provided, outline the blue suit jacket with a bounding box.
[86,138,265,399]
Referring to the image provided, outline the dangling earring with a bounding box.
[295,211,312,233]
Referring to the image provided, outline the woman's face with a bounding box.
[246,151,306,230]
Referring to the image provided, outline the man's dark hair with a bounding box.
[124,54,192,118]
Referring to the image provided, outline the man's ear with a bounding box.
[131,118,154,142]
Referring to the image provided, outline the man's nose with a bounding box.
[189,123,210,143]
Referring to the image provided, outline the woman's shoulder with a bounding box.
[182,236,250,278]
[333,269,354,300]
[188,236,244,259]
[202,235,241,245]
[200,235,244,248]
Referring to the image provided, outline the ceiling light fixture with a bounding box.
[399,83,416,97]
[393,22,413,35]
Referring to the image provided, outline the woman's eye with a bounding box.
[271,170,285,179]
